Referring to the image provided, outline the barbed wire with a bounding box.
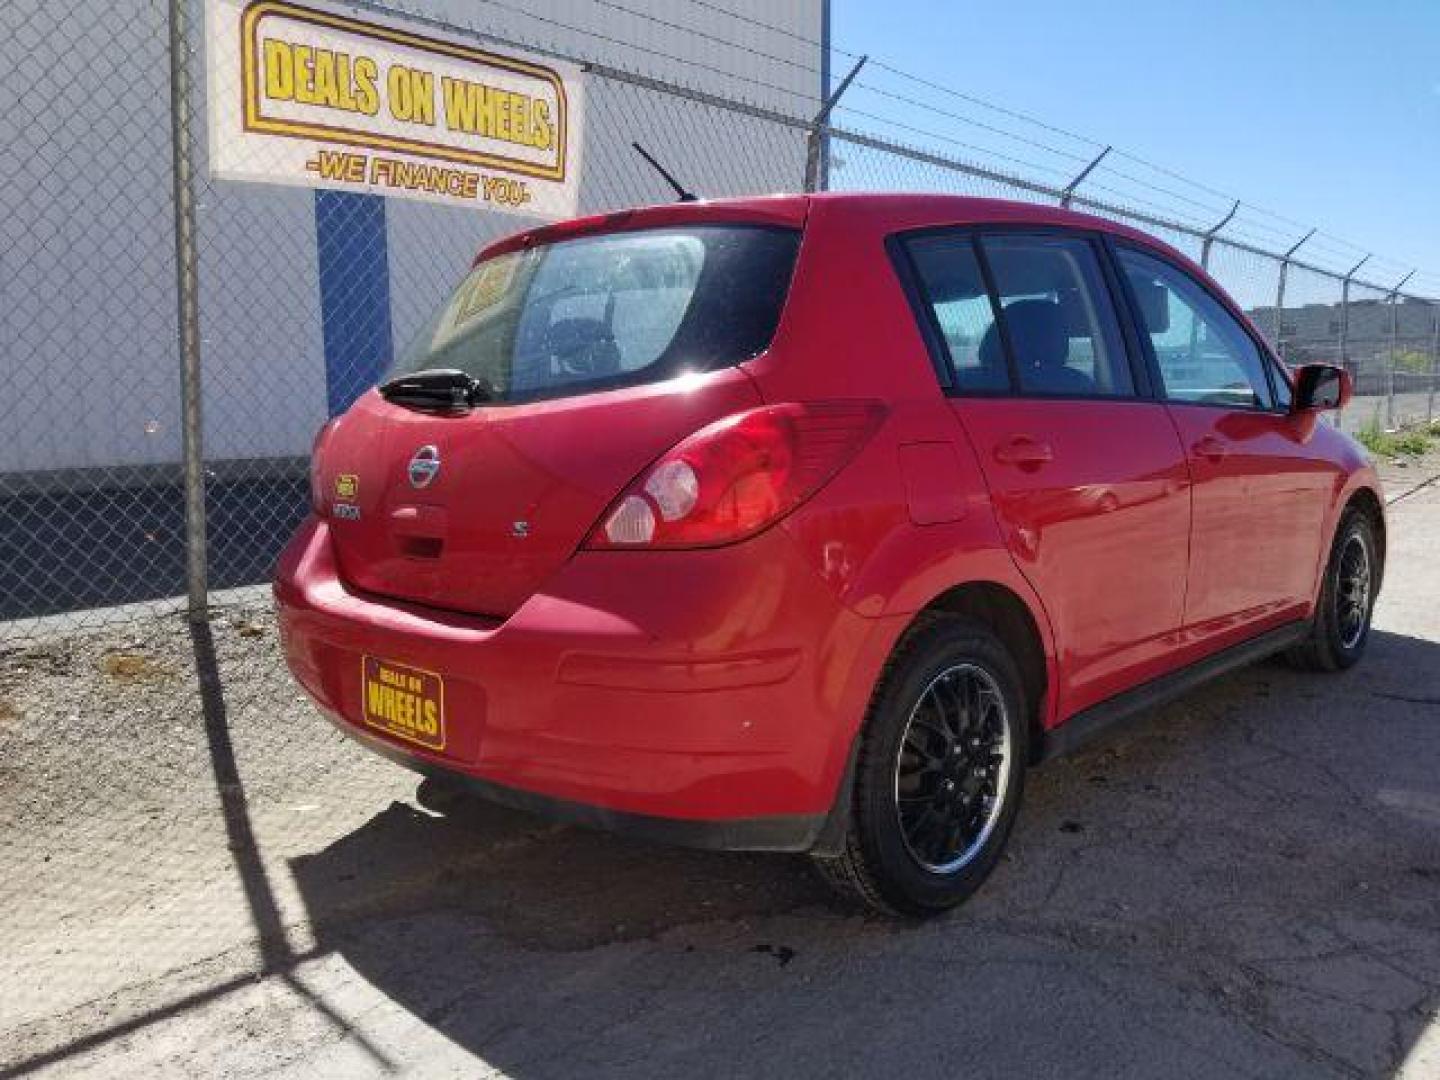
[843,82,1093,166]
[662,2,1382,243]
[617,0,1433,290]
[831,103,1077,184]
[343,0,1435,296]
[584,0,825,82]
[377,0,823,109]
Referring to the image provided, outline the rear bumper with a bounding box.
[274,517,894,849]
[361,732,825,851]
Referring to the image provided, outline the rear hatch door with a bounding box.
[312,209,803,618]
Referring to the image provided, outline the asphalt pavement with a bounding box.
[1,460,1438,1079]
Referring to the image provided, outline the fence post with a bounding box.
[1428,304,1439,425]
[1338,254,1369,428]
[167,0,207,620]
[1199,200,1239,272]
[1274,265,1288,358]
[1386,292,1397,428]
[1386,270,1415,428]
[1273,228,1315,360]
[803,55,865,193]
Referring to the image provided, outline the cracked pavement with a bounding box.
[1,455,1438,1078]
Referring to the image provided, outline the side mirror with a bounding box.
[1292,363,1352,412]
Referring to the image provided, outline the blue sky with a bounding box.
[832,0,1439,292]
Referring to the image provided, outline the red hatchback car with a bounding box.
[276,193,1383,915]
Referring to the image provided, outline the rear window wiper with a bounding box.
[378,369,494,410]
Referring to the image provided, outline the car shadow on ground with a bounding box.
[277,628,1440,1078]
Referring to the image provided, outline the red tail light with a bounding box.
[585,402,886,549]
[309,418,338,512]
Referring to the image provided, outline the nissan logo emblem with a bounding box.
[407,445,441,489]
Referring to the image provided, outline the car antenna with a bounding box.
[631,141,697,202]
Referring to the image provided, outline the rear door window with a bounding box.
[393,225,800,403]
[979,234,1136,398]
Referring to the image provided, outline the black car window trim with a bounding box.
[888,230,1019,398]
[1091,234,1156,400]
[969,233,1024,393]
[1268,353,1296,409]
[891,222,1160,404]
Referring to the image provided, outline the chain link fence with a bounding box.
[4,1,1440,1064]
[2,0,1436,641]
[1,0,188,631]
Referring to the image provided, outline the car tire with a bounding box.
[813,616,1029,917]
[1286,508,1380,672]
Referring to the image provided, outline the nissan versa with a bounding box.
[275,193,1384,916]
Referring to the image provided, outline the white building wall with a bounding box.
[2,0,185,473]
[2,0,824,475]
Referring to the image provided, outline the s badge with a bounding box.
[335,474,359,500]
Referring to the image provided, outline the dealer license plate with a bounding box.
[361,656,445,751]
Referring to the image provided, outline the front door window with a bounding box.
[1115,246,1274,410]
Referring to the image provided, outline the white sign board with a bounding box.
[205,0,584,216]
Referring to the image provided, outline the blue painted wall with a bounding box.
[314,190,394,416]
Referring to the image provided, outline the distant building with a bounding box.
[1247,296,1438,373]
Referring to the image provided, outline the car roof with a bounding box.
[478,191,1189,273]
[805,191,1158,239]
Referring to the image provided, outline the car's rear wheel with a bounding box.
[813,617,1028,916]
[1286,508,1380,672]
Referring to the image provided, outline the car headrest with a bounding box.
[978,298,1069,377]
[546,317,621,375]
[1001,299,1068,369]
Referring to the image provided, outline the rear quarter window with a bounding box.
[902,234,1007,392]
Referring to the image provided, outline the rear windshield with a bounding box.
[390,224,800,403]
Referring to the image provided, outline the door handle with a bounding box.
[993,436,1054,468]
[1191,435,1228,462]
